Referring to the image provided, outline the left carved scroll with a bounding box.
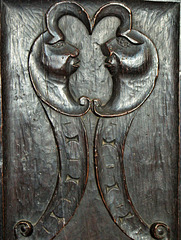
[28,2,91,117]
[14,2,89,239]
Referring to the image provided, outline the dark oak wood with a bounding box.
[0,0,180,239]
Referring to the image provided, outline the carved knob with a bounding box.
[150,223,170,239]
[14,221,33,238]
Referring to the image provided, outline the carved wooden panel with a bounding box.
[1,0,180,239]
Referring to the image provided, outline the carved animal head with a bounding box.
[40,1,91,79]
[92,3,158,117]
[41,39,80,78]
[28,2,92,116]
[101,34,150,77]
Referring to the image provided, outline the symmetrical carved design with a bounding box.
[25,1,164,240]
[29,2,158,118]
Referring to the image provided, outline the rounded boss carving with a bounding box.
[14,221,33,238]
[150,223,170,239]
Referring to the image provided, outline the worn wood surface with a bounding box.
[1,0,180,239]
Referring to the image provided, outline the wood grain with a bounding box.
[1,0,180,239]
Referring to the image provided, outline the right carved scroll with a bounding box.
[94,3,170,240]
[92,3,158,117]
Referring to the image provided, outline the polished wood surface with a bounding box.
[1,0,180,239]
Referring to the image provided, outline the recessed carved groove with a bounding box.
[65,135,79,143]
[106,164,115,169]
[106,183,119,193]
[119,212,134,224]
[102,138,116,146]
[42,226,51,234]
[60,198,72,204]
[66,175,80,185]
[50,212,65,225]
[68,159,80,162]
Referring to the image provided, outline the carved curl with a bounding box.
[14,221,33,238]
[92,3,132,36]
[46,1,91,43]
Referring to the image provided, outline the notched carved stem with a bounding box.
[95,116,153,239]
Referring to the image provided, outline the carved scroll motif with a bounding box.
[20,2,90,239]
[95,115,151,239]
[92,3,159,117]
[16,1,169,240]
[14,109,89,239]
[95,116,169,240]
[28,2,91,117]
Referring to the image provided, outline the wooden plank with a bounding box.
[1,0,180,239]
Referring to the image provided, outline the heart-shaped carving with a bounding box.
[28,2,158,117]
